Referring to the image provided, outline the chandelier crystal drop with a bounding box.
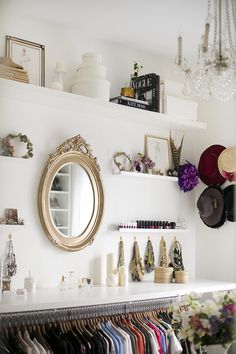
[175,0,236,102]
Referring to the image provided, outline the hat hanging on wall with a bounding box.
[218,147,236,182]
[198,145,226,186]
[197,186,226,228]
[223,185,236,222]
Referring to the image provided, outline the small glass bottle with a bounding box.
[58,275,67,291]
[67,271,77,290]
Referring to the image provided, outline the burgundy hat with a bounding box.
[198,145,226,186]
[197,186,226,228]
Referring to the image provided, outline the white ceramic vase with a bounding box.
[206,343,231,354]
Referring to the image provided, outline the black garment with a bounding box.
[90,328,107,354]
[85,325,103,354]
[72,326,91,354]
[81,328,95,354]
[0,337,15,354]
[8,336,25,354]
[34,333,53,353]
[98,328,112,354]
[0,338,11,354]
[45,329,69,354]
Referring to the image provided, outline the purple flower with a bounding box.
[178,161,199,192]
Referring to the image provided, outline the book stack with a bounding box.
[110,96,152,111]
[0,57,29,83]
[110,73,160,112]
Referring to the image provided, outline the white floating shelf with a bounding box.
[117,171,178,182]
[56,173,70,177]
[117,228,189,233]
[50,190,69,194]
[0,78,207,132]
[50,208,69,212]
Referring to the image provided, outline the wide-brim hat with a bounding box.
[198,145,226,186]
[197,186,226,228]
[224,185,236,222]
[218,147,236,182]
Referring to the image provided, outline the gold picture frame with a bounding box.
[6,35,45,86]
[145,135,170,175]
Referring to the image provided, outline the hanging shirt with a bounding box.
[33,338,47,354]
[23,331,40,354]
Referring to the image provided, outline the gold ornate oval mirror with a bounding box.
[38,135,104,251]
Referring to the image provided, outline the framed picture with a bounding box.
[6,35,45,86]
[5,208,18,225]
[145,135,170,175]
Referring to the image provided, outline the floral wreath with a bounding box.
[0,133,33,159]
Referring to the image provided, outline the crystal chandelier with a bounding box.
[176,0,236,101]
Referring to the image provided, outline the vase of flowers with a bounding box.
[171,291,236,353]
[133,153,155,173]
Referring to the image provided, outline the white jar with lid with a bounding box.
[24,273,36,294]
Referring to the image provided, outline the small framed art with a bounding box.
[145,135,170,175]
[5,208,18,225]
[6,35,45,86]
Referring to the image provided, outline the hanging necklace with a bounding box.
[6,234,17,277]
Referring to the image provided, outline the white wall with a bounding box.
[0,4,199,289]
[195,100,236,282]
[0,86,197,289]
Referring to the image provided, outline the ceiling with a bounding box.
[3,0,207,58]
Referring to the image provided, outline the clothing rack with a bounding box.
[0,296,179,328]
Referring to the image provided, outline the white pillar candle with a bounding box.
[118,265,129,287]
[107,253,116,276]
[203,23,210,52]
[177,35,182,65]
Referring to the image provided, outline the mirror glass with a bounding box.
[49,163,94,238]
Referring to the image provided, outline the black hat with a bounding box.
[197,186,226,228]
[224,185,236,222]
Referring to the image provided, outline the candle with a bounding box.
[107,253,116,276]
[118,265,129,287]
[177,35,182,65]
[55,62,67,73]
[203,23,210,52]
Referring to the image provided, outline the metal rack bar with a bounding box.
[0,296,178,328]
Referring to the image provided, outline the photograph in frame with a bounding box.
[5,208,18,225]
[145,135,170,175]
[6,35,45,86]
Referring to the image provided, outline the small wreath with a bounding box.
[113,152,132,172]
[0,133,33,159]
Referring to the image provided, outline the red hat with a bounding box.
[198,145,226,186]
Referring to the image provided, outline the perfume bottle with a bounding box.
[58,275,67,291]
[67,271,77,289]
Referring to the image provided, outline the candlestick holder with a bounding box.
[51,62,67,91]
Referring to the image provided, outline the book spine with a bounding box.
[118,98,152,111]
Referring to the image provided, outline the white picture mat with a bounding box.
[145,136,170,174]
[6,36,45,86]
[10,42,41,85]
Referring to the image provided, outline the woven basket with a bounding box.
[154,267,173,283]
[175,270,189,283]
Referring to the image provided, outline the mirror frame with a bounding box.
[38,135,104,251]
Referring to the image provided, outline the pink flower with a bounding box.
[224,303,236,314]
